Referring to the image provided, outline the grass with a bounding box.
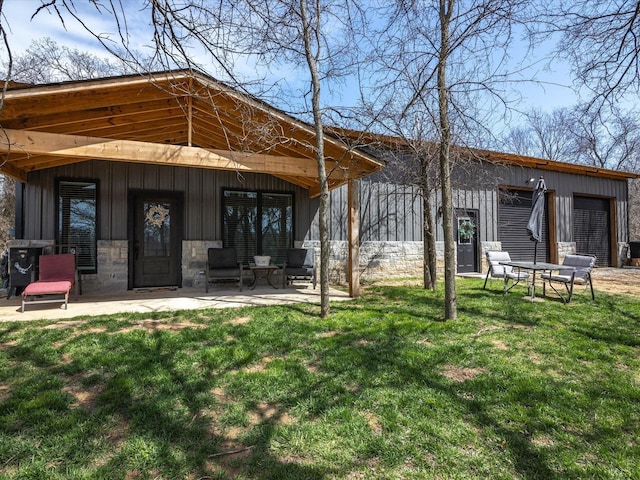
[0,278,639,479]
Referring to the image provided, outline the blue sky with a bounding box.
[1,0,581,125]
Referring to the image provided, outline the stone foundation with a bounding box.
[182,240,222,288]
[619,242,631,267]
[7,239,129,292]
[312,241,425,283]
[86,240,129,292]
[556,242,575,265]
[10,237,627,293]
[480,242,502,273]
[7,239,54,251]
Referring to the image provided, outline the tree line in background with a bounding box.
[1,0,640,319]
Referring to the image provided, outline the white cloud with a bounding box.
[3,0,108,55]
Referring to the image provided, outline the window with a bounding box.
[57,180,98,274]
[222,190,293,265]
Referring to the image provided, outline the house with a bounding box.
[0,70,383,294]
[325,142,639,280]
[2,69,637,294]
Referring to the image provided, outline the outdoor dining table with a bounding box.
[500,261,575,301]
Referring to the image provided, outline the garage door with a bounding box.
[498,189,550,262]
[573,196,610,267]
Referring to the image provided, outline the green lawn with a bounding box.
[1,278,638,479]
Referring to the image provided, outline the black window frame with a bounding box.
[56,178,99,274]
[222,189,294,265]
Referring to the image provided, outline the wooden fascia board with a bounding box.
[6,155,91,174]
[0,129,325,178]
[478,150,638,181]
[332,130,634,180]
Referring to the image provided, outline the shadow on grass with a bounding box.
[1,281,638,479]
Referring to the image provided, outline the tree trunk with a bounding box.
[438,0,457,320]
[300,0,330,317]
[421,168,437,290]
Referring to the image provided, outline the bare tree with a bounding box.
[541,1,640,111]
[0,174,13,251]
[526,108,576,161]
[365,0,530,320]
[504,105,640,172]
[299,0,334,317]
[569,105,640,171]
[2,38,133,84]
[219,0,367,317]
[359,131,441,290]
[1,0,367,317]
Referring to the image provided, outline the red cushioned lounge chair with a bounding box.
[21,254,77,312]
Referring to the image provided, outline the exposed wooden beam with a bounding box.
[0,129,325,177]
[2,98,183,131]
[6,155,90,173]
[187,95,193,146]
[1,84,173,119]
[0,157,27,181]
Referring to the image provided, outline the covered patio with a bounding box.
[0,69,384,297]
[0,284,351,322]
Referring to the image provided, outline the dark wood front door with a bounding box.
[130,192,182,288]
[456,209,479,273]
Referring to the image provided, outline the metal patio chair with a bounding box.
[282,248,316,289]
[205,248,244,292]
[541,254,596,303]
[483,250,530,293]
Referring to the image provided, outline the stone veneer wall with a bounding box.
[556,242,575,265]
[480,242,502,274]
[6,239,129,292]
[619,242,631,266]
[13,238,625,293]
[309,240,513,283]
[7,239,54,251]
[182,240,223,288]
[177,238,627,288]
[88,240,129,292]
[305,240,429,283]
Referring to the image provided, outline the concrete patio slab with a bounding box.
[0,285,351,322]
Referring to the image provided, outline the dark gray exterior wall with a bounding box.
[14,157,631,288]
[328,162,630,246]
[20,160,316,243]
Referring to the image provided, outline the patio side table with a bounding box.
[248,265,280,290]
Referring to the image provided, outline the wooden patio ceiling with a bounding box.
[0,70,384,197]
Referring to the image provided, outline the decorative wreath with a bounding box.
[146,204,169,228]
[458,219,476,240]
